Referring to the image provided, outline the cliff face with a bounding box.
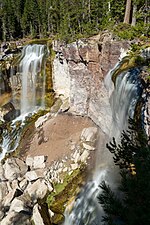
[52,34,129,133]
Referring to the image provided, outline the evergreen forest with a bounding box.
[0,0,149,41]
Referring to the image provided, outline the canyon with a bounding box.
[0,33,149,224]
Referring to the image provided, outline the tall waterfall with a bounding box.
[19,44,47,114]
[0,44,48,160]
[64,61,143,225]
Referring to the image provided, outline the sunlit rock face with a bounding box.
[52,34,129,133]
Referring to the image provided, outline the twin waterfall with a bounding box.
[64,64,142,224]
[0,44,48,160]
[0,43,145,224]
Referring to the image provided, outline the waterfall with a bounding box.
[64,61,143,225]
[19,44,47,114]
[0,44,48,160]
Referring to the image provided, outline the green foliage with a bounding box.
[113,22,150,40]
[46,166,86,224]
[0,0,149,41]
[98,120,150,225]
[98,181,125,225]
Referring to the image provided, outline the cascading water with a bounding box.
[19,44,48,114]
[0,44,48,160]
[64,59,143,225]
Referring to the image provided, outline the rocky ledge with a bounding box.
[0,126,98,225]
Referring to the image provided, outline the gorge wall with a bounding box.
[52,33,129,133]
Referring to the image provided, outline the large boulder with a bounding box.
[81,127,98,142]
[25,169,45,181]
[3,158,28,181]
[0,211,17,225]
[32,204,45,225]
[1,102,20,122]
[25,179,49,200]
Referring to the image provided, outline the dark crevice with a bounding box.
[98,43,102,52]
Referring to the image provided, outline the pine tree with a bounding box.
[21,0,40,37]
[98,120,150,225]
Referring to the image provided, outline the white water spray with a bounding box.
[19,44,47,114]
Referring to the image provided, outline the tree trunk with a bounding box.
[2,20,7,41]
[124,0,132,24]
[88,0,91,23]
[131,3,137,26]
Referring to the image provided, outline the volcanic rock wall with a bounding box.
[52,33,129,133]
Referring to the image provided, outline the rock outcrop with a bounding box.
[52,34,129,133]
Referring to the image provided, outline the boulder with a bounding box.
[2,102,20,122]
[35,114,49,128]
[63,167,68,172]
[25,156,34,168]
[3,109,20,122]
[25,169,44,181]
[46,182,53,192]
[2,189,17,207]
[73,152,80,163]
[9,198,26,213]
[4,158,28,181]
[19,178,29,191]
[71,163,78,170]
[0,181,8,202]
[11,179,19,190]
[81,127,98,142]
[60,98,70,112]
[82,143,95,151]
[80,150,90,162]
[0,211,17,225]
[33,155,46,169]
[25,179,48,200]
[32,204,45,225]
[49,209,55,217]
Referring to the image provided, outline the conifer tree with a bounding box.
[22,0,40,37]
[98,120,150,225]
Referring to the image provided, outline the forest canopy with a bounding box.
[0,0,149,41]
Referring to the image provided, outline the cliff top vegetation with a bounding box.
[0,0,149,43]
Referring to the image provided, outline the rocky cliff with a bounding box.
[52,33,129,133]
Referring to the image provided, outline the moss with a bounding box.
[112,45,150,84]
[0,93,12,107]
[45,55,53,92]
[38,197,52,225]
[45,92,55,109]
[31,220,36,225]
[46,166,87,224]
[51,213,64,224]
[25,38,50,45]
[112,56,136,83]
